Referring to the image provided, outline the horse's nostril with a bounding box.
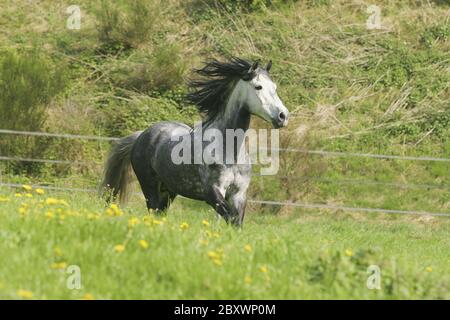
[279,112,286,121]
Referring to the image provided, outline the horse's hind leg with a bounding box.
[156,188,177,212]
[131,161,161,211]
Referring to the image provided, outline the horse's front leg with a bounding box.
[227,191,247,227]
[205,185,233,223]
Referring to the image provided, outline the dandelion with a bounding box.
[207,251,221,259]
[202,219,210,227]
[114,244,125,253]
[106,203,123,216]
[426,266,433,272]
[345,249,353,257]
[128,217,140,228]
[54,247,63,257]
[14,193,22,197]
[17,290,33,299]
[212,258,223,266]
[0,196,9,202]
[22,185,32,191]
[180,222,189,230]
[18,207,27,216]
[45,197,67,206]
[82,293,95,300]
[51,262,67,270]
[87,213,100,220]
[35,188,45,195]
[139,239,149,249]
[259,265,268,274]
[25,193,33,198]
[244,276,252,284]
[45,211,54,219]
[45,198,59,205]
[244,244,252,252]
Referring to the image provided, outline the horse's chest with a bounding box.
[218,167,250,194]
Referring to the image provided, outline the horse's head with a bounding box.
[242,61,289,129]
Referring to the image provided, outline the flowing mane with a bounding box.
[186,57,257,125]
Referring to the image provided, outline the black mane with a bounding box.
[186,57,257,124]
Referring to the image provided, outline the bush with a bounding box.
[96,0,161,51]
[0,51,66,174]
[105,95,198,137]
[110,44,186,94]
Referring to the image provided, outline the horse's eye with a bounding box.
[255,85,262,90]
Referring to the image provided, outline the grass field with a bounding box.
[0,186,448,300]
[0,0,449,300]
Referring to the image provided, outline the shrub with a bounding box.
[110,44,186,94]
[96,0,161,51]
[105,95,198,137]
[0,51,66,174]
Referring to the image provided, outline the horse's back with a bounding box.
[130,121,205,200]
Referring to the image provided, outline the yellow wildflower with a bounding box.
[45,211,54,219]
[54,247,63,257]
[202,219,210,227]
[345,249,353,257]
[18,207,27,215]
[212,258,223,266]
[139,239,149,249]
[207,251,221,259]
[152,219,163,225]
[82,293,95,300]
[128,217,140,228]
[114,244,125,253]
[22,185,32,191]
[45,198,59,205]
[180,222,189,230]
[244,276,252,284]
[51,262,67,270]
[426,266,433,272]
[244,244,252,252]
[17,290,33,299]
[106,203,123,216]
[25,193,33,198]
[14,193,22,197]
[259,265,268,273]
[0,196,9,202]
[35,188,45,195]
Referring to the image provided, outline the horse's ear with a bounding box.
[249,60,259,72]
[266,60,272,72]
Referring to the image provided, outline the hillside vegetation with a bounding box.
[0,0,449,215]
[0,0,449,300]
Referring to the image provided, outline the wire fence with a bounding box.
[2,128,449,162]
[1,128,449,218]
[1,182,449,218]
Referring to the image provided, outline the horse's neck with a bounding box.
[205,82,250,132]
[202,82,251,163]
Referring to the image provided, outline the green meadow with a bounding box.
[0,188,448,299]
[0,0,448,299]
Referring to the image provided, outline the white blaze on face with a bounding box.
[245,73,289,127]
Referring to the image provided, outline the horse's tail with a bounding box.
[100,131,142,205]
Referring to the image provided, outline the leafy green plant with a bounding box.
[0,51,66,174]
[96,0,161,51]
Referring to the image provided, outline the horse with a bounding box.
[100,57,288,226]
